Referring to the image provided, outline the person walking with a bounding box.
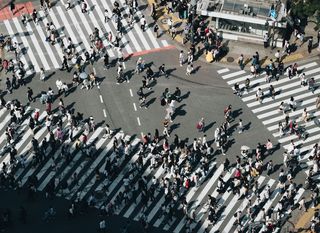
[179,50,184,67]
[196,118,205,132]
[186,63,193,76]
[40,68,46,81]
[140,15,146,31]
[163,118,170,137]
[27,87,34,102]
[238,54,244,70]
[308,37,313,54]
[316,95,320,110]
[153,24,159,38]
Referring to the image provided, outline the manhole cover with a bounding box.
[227,57,234,63]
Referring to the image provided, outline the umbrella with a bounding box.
[80,72,88,80]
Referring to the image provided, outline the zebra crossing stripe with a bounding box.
[221,70,246,79]
[100,0,133,55]
[87,0,117,56]
[49,7,82,54]
[38,10,64,64]
[0,107,33,168]
[65,132,118,200]
[217,68,229,74]
[33,15,61,69]
[240,179,276,228]
[4,19,40,72]
[209,176,266,233]
[173,164,223,233]
[158,163,217,230]
[192,168,235,233]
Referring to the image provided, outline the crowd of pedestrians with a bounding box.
[0,0,320,233]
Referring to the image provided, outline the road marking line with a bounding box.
[217,68,230,74]
[103,109,107,118]
[99,95,103,103]
[129,88,133,97]
[141,132,144,138]
[137,117,141,126]
[133,103,137,111]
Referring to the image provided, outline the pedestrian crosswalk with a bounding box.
[2,0,169,74]
[0,105,305,232]
[218,61,320,175]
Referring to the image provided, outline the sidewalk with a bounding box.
[147,0,320,69]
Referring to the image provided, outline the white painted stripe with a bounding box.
[0,108,7,118]
[33,12,60,69]
[58,6,91,50]
[173,164,223,233]
[221,70,246,79]
[257,97,317,120]
[161,40,169,46]
[3,20,33,75]
[99,95,103,103]
[39,127,103,190]
[209,176,261,233]
[7,19,41,72]
[51,7,82,53]
[23,18,51,70]
[137,117,141,126]
[242,71,320,102]
[92,0,139,53]
[39,10,63,66]
[252,84,320,114]
[131,2,160,49]
[96,0,133,54]
[66,136,110,199]
[103,109,107,118]
[133,103,137,111]
[86,0,116,56]
[262,104,317,126]
[192,168,236,233]
[217,68,230,74]
[278,125,320,143]
[0,114,11,133]
[247,76,320,108]
[222,177,274,233]
[283,132,320,151]
[119,6,151,51]
[227,74,252,85]
[80,135,137,201]
[129,89,133,97]
[231,62,318,91]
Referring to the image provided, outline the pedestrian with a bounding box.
[153,24,159,38]
[265,139,273,155]
[81,0,88,14]
[61,55,69,71]
[66,0,72,10]
[27,87,34,102]
[256,88,263,103]
[140,15,146,31]
[301,108,309,122]
[238,54,244,70]
[99,219,106,232]
[316,95,320,110]
[163,118,170,137]
[238,119,243,133]
[158,64,167,77]
[196,117,205,132]
[268,85,275,99]
[179,50,184,67]
[104,9,110,22]
[40,68,46,81]
[275,50,280,62]
[299,197,306,212]
[6,78,12,94]
[223,158,230,172]
[186,63,193,76]
[308,37,313,53]
[263,33,269,48]
[268,163,274,179]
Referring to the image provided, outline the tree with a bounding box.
[290,0,320,25]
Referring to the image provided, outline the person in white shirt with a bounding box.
[140,15,146,31]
